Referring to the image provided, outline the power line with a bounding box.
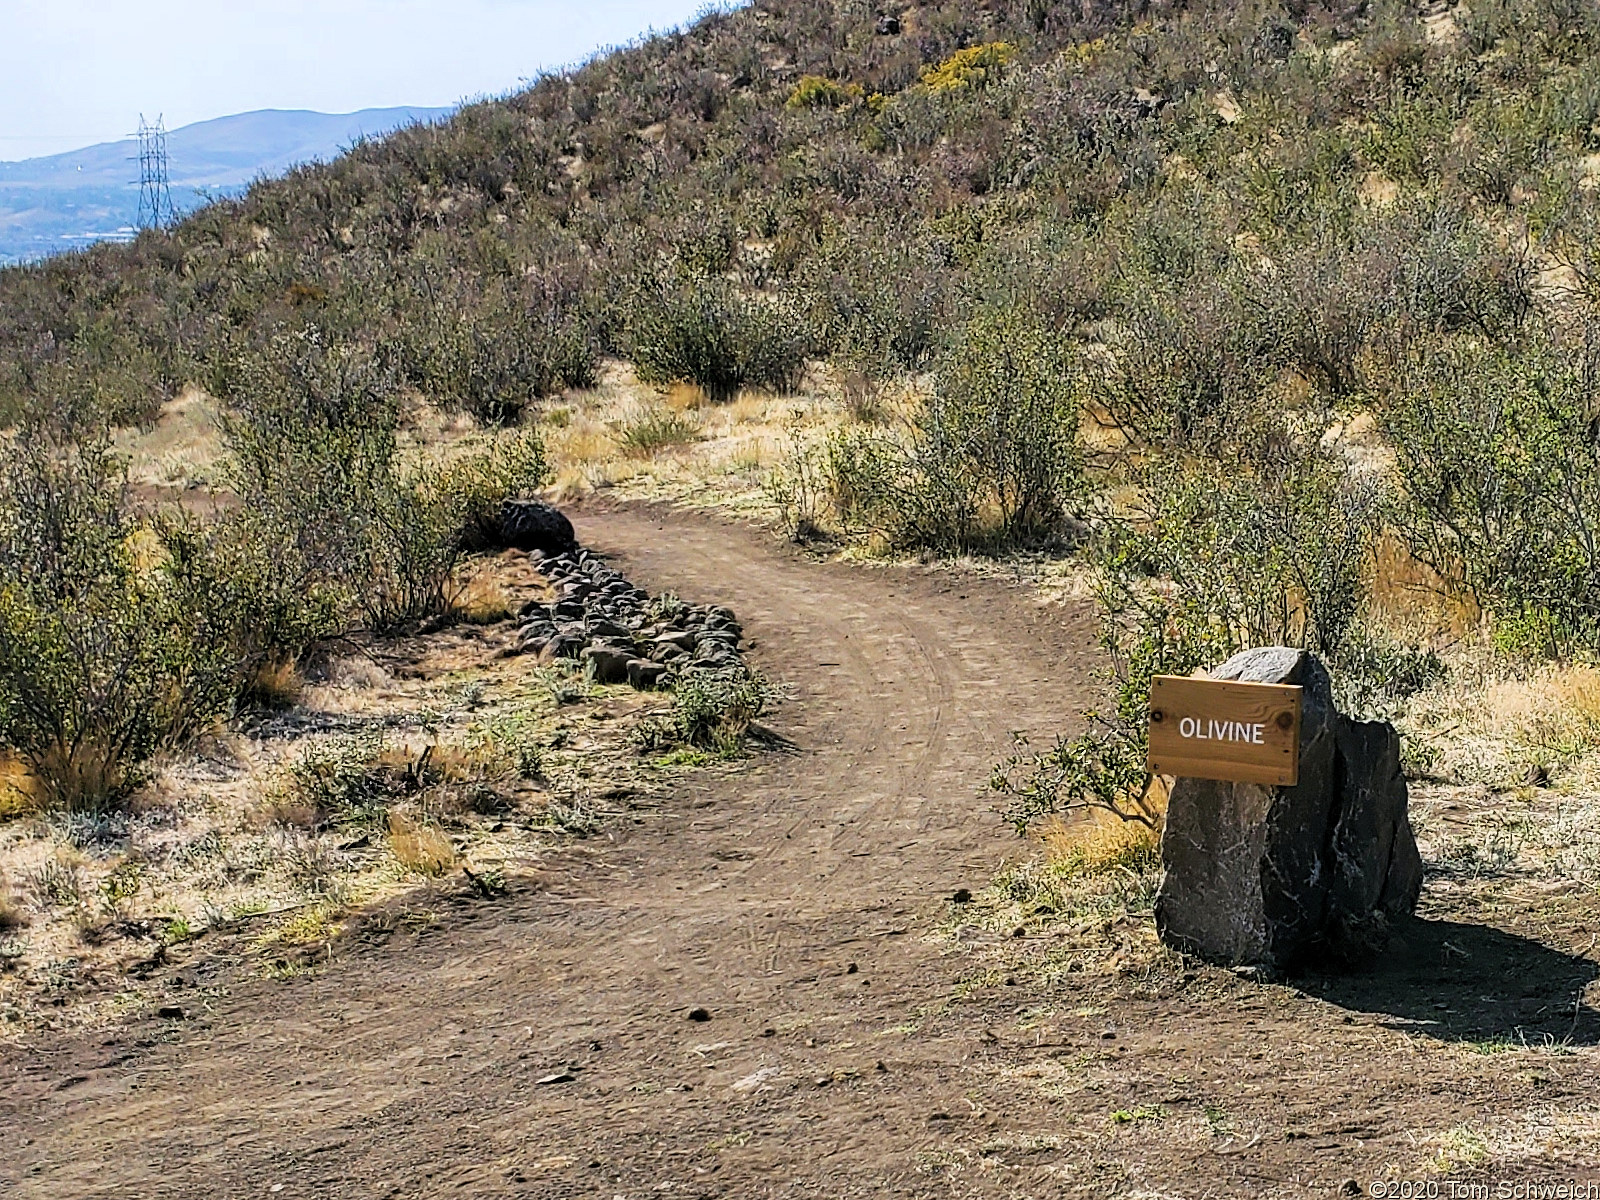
[135,113,174,229]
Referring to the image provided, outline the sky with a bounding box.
[0,0,720,160]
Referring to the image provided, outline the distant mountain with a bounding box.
[0,106,453,263]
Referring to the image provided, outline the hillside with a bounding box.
[1,0,1596,429]
[2,1,1600,1189]
[0,106,451,263]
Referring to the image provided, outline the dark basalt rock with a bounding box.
[1155,647,1423,972]
[581,644,634,685]
[498,500,578,556]
[627,659,669,690]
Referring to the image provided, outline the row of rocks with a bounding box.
[512,548,746,689]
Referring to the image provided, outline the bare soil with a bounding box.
[3,501,1599,1197]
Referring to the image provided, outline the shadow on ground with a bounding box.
[1297,917,1600,1046]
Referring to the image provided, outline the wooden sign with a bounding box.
[1147,676,1303,786]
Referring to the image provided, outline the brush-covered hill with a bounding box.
[3,0,1596,432]
[0,107,453,265]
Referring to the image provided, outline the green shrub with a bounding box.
[0,435,238,810]
[772,309,1085,553]
[630,276,810,404]
[672,667,775,748]
[994,446,1411,834]
[271,731,394,829]
[215,327,547,632]
[1381,329,1600,655]
[797,235,948,379]
[1093,266,1281,454]
[634,667,776,754]
[394,273,599,423]
[925,307,1085,545]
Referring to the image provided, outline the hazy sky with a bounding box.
[1,0,719,160]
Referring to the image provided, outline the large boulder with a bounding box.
[1155,647,1422,972]
[498,500,578,556]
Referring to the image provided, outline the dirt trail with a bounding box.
[1,501,1106,1197]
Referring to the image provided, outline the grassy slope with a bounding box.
[1,0,1596,430]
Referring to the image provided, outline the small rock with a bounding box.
[626,659,669,690]
[157,1004,186,1020]
[539,631,585,661]
[951,888,972,904]
[581,645,633,684]
[688,1007,712,1022]
[875,13,900,34]
[536,1071,576,1085]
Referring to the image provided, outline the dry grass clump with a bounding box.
[1039,806,1162,877]
[1404,656,1600,788]
[662,382,708,411]
[984,808,1164,925]
[23,743,133,816]
[242,657,304,711]
[388,812,456,877]
[0,752,39,820]
[451,573,514,625]
[19,853,85,912]
[613,405,702,456]
[1367,532,1480,638]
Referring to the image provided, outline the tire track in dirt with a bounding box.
[0,501,1105,1198]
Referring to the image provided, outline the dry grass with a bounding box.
[0,752,38,820]
[1368,531,1480,638]
[24,742,135,814]
[451,572,514,625]
[388,812,456,877]
[1404,654,1600,788]
[1413,1106,1600,1176]
[539,359,843,508]
[1039,802,1163,877]
[112,386,225,492]
[663,381,709,411]
[243,657,304,710]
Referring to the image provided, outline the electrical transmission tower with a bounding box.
[135,114,175,229]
